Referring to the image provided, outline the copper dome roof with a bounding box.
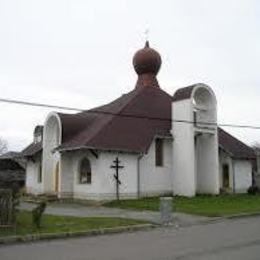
[133,41,162,76]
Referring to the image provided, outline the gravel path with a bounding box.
[20,201,212,226]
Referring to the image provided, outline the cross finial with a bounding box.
[144,29,149,42]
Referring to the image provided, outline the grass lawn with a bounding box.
[0,211,146,238]
[103,194,260,217]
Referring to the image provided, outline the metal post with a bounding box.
[160,197,173,225]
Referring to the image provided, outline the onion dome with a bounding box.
[133,41,162,88]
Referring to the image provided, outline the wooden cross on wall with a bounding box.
[110,157,124,201]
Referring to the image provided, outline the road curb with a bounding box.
[0,224,156,246]
[224,212,260,220]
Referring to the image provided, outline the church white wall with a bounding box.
[172,99,196,196]
[172,84,219,196]
[139,138,173,196]
[42,113,61,194]
[219,150,252,193]
[219,150,234,191]
[196,134,219,194]
[59,153,74,198]
[233,160,252,193]
[25,157,43,195]
[60,150,139,200]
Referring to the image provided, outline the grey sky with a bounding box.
[0,0,259,151]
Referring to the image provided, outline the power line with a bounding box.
[0,98,82,112]
[0,97,260,130]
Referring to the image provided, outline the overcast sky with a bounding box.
[0,0,259,151]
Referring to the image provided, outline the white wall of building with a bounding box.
[196,133,219,194]
[219,150,234,191]
[139,138,173,196]
[219,150,252,193]
[25,156,43,195]
[60,150,139,200]
[42,113,61,194]
[172,99,196,196]
[172,84,219,196]
[233,159,252,193]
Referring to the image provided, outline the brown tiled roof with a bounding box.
[21,141,42,157]
[172,84,197,102]
[218,128,255,159]
[58,86,172,153]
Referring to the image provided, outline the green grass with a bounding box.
[104,194,260,217]
[0,211,146,237]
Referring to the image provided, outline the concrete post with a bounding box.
[160,197,173,225]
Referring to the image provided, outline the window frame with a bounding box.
[155,138,164,167]
[222,164,230,188]
[37,163,42,183]
[78,157,92,184]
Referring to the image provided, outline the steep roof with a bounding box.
[172,85,196,102]
[0,151,21,159]
[21,141,42,157]
[218,128,255,159]
[58,86,172,153]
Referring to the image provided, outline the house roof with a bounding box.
[58,86,173,153]
[0,151,21,159]
[20,141,42,157]
[0,159,25,171]
[172,85,196,102]
[218,128,255,159]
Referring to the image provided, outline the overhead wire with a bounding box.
[0,97,259,130]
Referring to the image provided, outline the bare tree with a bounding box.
[0,138,8,155]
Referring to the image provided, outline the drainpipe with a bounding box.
[137,153,144,198]
[255,151,260,187]
[232,159,236,193]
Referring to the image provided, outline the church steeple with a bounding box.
[132,41,162,89]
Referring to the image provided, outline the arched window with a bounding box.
[79,158,92,184]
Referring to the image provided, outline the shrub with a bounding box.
[32,201,47,228]
[247,186,259,195]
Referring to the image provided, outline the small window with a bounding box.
[37,163,42,183]
[222,164,229,188]
[79,158,92,184]
[193,111,197,126]
[155,138,164,167]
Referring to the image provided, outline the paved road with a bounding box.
[20,202,211,226]
[1,216,260,259]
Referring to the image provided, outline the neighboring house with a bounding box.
[21,126,43,195]
[21,42,255,199]
[218,128,255,193]
[0,152,26,189]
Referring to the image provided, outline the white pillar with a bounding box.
[172,99,196,196]
[172,84,219,196]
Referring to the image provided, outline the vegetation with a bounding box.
[104,194,260,217]
[0,211,146,237]
[32,201,47,228]
[0,137,8,155]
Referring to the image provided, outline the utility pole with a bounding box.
[110,157,124,201]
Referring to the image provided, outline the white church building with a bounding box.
[22,42,256,200]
